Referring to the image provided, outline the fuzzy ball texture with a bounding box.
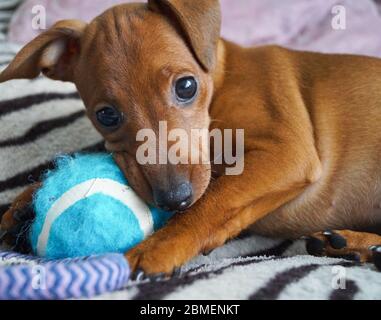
[30,153,172,259]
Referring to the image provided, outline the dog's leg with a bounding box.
[127,149,321,275]
[306,230,381,270]
[0,183,40,247]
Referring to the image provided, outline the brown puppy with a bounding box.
[1,0,381,274]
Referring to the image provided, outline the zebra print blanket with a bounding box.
[1,0,381,300]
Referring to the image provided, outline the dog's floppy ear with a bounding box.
[148,0,221,71]
[0,20,87,83]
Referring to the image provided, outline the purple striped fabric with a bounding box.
[0,251,130,299]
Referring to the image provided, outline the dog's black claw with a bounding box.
[131,268,147,282]
[7,224,23,237]
[370,245,381,271]
[172,268,181,277]
[323,230,347,249]
[13,210,25,222]
[150,273,167,282]
[0,228,7,242]
[335,253,361,262]
[13,205,34,223]
[202,250,213,256]
[369,245,381,252]
[306,237,325,256]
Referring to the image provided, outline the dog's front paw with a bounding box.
[126,244,176,276]
[125,230,199,276]
[1,203,34,252]
[0,183,40,252]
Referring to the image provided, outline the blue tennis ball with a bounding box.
[29,153,173,259]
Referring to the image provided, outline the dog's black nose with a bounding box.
[154,182,193,212]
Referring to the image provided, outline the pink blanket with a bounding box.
[8,0,381,57]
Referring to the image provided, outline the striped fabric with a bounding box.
[96,234,381,300]
[0,79,105,212]
[0,3,381,300]
[0,76,104,213]
[0,251,130,299]
[0,0,23,36]
[0,1,104,213]
[0,5,130,299]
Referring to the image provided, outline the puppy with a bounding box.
[1,0,381,274]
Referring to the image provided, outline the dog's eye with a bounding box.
[96,106,123,129]
[175,76,198,103]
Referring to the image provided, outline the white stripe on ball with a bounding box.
[37,178,154,256]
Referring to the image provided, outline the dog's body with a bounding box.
[219,43,381,238]
[1,1,381,274]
